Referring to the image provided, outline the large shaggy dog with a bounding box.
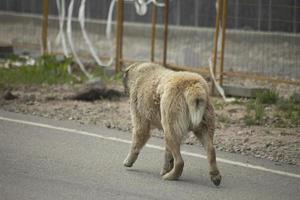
[123,62,221,186]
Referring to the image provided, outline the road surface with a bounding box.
[0,110,300,200]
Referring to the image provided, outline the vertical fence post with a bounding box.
[219,0,228,86]
[42,0,49,55]
[211,0,221,95]
[293,0,297,33]
[258,0,262,31]
[115,0,124,73]
[151,4,157,62]
[163,0,169,66]
[234,0,239,29]
[268,0,272,31]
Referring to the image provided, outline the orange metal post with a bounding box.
[115,0,124,72]
[219,0,228,86]
[151,4,157,62]
[163,0,169,66]
[211,0,221,94]
[42,0,49,54]
[119,0,124,70]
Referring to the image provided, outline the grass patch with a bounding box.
[244,90,300,127]
[244,99,265,126]
[275,96,300,127]
[0,55,122,89]
[0,55,76,87]
[213,100,224,110]
[218,114,230,124]
[255,90,279,104]
[244,90,278,126]
[91,68,123,83]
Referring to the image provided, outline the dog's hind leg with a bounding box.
[123,115,150,167]
[195,130,221,186]
[193,105,222,186]
[160,92,186,180]
[161,127,184,180]
[160,148,174,176]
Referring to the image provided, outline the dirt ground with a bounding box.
[0,83,299,166]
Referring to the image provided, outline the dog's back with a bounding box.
[124,62,209,131]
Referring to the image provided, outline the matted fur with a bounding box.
[123,62,221,186]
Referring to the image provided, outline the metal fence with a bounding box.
[0,0,299,84]
[1,0,299,33]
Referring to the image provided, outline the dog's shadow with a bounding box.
[125,168,222,189]
[125,168,158,179]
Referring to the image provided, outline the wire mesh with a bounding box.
[0,0,299,82]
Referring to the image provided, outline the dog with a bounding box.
[122,62,221,186]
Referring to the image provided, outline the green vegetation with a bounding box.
[275,96,300,127]
[218,113,230,124]
[255,90,279,104]
[92,68,123,83]
[244,90,278,126]
[244,90,300,127]
[0,55,74,88]
[244,101,265,126]
[0,55,121,89]
[213,100,224,110]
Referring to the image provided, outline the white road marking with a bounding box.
[1,116,300,179]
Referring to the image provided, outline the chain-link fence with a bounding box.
[0,0,299,84]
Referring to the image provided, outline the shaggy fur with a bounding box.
[123,62,221,186]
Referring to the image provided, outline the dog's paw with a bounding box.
[123,152,139,167]
[160,168,168,176]
[160,165,173,176]
[123,158,133,167]
[162,172,180,181]
[210,171,222,186]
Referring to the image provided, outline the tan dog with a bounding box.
[123,62,221,186]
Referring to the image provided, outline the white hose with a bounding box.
[208,56,235,103]
[56,0,69,57]
[57,0,166,78]
[66,0,93,79]
[134,0,148,15]
[56,0,72,74]
[151,0,165,7]
[79,0,114,67]
[105,0,166,50]
[208,0,233,102]
[134,0,165,16]
[106,0,116,41]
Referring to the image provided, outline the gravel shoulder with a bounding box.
[0,84,299,166]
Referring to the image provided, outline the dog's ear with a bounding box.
[122,66,130,96]
[122,66,130,83]
[123,62,140,73]
[121,67,129,74]
[122,63,140,95]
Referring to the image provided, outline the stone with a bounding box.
[2,91,18,100]
[293,92,300,103]
[0,45,14,58]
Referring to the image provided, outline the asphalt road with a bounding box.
[0,110,300,200]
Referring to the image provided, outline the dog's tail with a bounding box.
[184,83,208,128]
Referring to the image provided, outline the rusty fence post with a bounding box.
[211,0,221,95]
[219,0,228,86]
[115,0,124,73]
[151,4,157,62]
[163,0,169,66]
[42,0,49,55]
